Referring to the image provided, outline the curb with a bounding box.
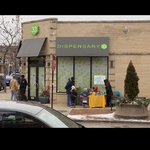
[72,118,150,124]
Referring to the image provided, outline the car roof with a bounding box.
[0,101,43,115]
[10,73,21,75]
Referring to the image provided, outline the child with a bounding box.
[80,88,89,107]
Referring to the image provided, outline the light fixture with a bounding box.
[50,27,55,29]
[123,26,129,34]
[51,31,56,36]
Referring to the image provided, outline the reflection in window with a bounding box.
[37,109,68,128]
[2,112,46,128]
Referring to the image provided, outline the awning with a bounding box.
[17,38,46,57]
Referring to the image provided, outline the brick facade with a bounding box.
[22,19,150,104]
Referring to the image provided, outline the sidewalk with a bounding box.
[0,87,11,100]
[1,88,150,126]
[0,88,114,115]
[0,88,72,115]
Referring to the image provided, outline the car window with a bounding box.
[36,109,80,128]
[37,109,69,128]
[42,107,81,128]
[2,112,48,128]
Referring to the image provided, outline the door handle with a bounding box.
[35,83,38,88]
[34,83,38,88]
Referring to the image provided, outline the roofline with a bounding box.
[22,18,57,24]
[22,18,150,24]
[58,20,150,23]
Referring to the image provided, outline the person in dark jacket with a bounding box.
[65,78,70,92]
[104,79,113,107]
[65,77,75,107]
[19,75,28,101]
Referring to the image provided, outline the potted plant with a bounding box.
[39,86,50,104]
[113,60,150,119]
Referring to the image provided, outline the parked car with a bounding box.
[0,74,4,91]
[10,73,21,84]
[6,73,21,86]
[6,74,13,86]
[0,101,84,128]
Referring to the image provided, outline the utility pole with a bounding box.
[15,15,20,74]
[51,55,56,109]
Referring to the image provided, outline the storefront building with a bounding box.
[17,18,150,104]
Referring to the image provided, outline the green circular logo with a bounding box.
[31,25,39,36]
[101,43,107,50]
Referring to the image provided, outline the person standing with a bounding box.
[70,85,77,108]
[19,75,28,101]
[65,77,75,107]
[10,76,19,101]
[104,79,113,107]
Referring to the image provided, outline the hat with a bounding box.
[71,86,76,90]
[83,88,88,91]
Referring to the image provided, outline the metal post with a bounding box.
[51,69,54,109]
[51,54,56,109]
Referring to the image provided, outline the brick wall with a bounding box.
[22,20,150,101]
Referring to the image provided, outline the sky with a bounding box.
[3,15,150,23]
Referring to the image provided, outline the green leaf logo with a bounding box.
[101,43,107,50]
[31,25,39,36]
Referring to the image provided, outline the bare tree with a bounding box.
[0,16,21,92]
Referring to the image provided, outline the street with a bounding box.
[77,120,150,128]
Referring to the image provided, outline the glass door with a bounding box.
[29,67,36,99]
[28,57,45,101]
[29,66,45,100]
[38,67,45,97]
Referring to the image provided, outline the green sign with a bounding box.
[101,43,108,50]
[57,43,107,50]
[31,25,39,36]
[56,37,109,56]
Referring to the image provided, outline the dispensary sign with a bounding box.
[56,37,109,56]
[31,24,40,36]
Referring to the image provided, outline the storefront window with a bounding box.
[57,57,73,92]
[92,57,108,94]
[75,57,90,90]
[57,56,108,93]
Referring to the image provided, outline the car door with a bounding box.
[0,114,2,128]
[0,75,4,91]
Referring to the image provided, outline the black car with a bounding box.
[0,101,84,128]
